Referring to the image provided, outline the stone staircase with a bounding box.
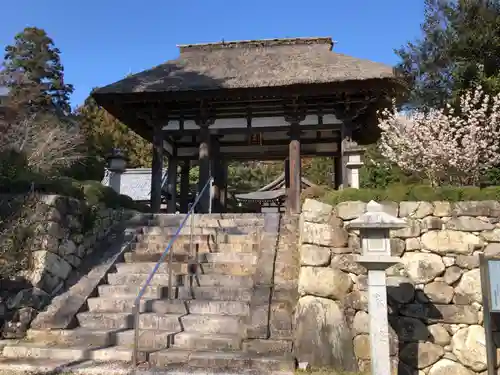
[0,213,297,374]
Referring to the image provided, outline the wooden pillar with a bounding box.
[151,124,163,213]
[288,124,301,214]
[220,161,228,212]
[284,158,290,188]
[166,152,178,213]
[179,160,190,213]
[334,156,343,190]
[211,136,222,213]
[197,126,211,213]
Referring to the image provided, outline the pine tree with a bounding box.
[2,27,73,114]
[396,0,500,108]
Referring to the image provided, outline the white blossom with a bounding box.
[377,86,500,186]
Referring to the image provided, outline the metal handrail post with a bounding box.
[208,179,213,214]
[131,176,213,368]
[189,201,195,264]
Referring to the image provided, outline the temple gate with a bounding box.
[92,37,405,214]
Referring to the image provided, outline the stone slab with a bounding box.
[30,219,139,330]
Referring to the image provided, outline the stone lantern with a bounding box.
[106,148,127,194]
[346,200,406,375]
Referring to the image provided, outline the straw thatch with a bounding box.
[95,37,399,95]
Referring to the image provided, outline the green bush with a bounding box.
[318,184,500,205]
[0,174,148,211]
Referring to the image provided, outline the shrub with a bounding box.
[0,175,148,211]
[319,184,500,205]
[301,185,327,201]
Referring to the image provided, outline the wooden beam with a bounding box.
[181,151,341,162]
[163,123,346,137]
[173,136,340,148]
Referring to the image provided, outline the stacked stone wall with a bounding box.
[295,199,500,375]
[0,194,131,339]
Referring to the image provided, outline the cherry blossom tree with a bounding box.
[378,86,500,186]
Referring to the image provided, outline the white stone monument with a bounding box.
[345,149,364,189]
[347,201,406,375]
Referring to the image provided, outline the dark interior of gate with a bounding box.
[92,37,406,214]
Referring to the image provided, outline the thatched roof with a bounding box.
[94,37,400,95]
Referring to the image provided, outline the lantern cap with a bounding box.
[106,148,126,161]
[346,200,406,230]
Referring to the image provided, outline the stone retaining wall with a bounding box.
[0,194,131,339]
[295,199,500,375]
[24,195,128,294]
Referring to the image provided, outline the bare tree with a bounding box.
[0,112,84,175]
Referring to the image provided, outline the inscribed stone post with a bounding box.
[347,201,406,375]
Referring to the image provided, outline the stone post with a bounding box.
[106,148,126,194]
[346,201,406,375]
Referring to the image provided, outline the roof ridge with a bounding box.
[178,37,335,53]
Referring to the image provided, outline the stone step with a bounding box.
[1,342,148,363]
[123,252,258,267]
[107,272,252,288]
[191,274,253,287]
[149,213,264,220]
[132,241,259,253]
[148,349,295,372]
[138,313,183,331]
[118,260,256,277]
[87,297,250,316]
[98,284,163,298]
[135,234,215,246]
[114,329,176,350]
[90,346,147,362]
[141,227,259,236]
[114,261,190,275]
[175,286,254,301]
[87,297,143,313]
[139,233,259,245]
[97,284,254,302]
[153,299,250,316]
[26,328,113,347]
[194,262,256,276]
[2,342,97,361]
[200,252,258,264]
[172,332,242,351]
[77,312,133,330]
[242,339,293,355]
[181,314,244,335]
[106,272,185,286]
[147,216,264,228]
[124,251,192,264]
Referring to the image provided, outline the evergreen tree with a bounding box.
[2,27,73,114]
[74,93,152,180]
[396,0,500,108]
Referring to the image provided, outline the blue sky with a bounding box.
[1,1,424,108]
